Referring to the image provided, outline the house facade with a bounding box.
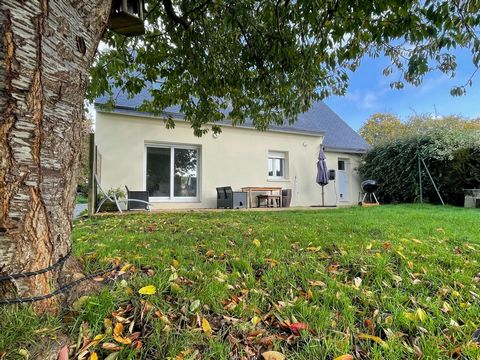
[94,98,369,209]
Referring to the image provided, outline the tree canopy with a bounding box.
[88,0,480,136]
[359,113,480,145]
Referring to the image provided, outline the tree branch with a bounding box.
[162,0,189,29]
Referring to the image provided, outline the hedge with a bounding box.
[358,130,480,205]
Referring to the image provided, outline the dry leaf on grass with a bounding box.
[202,318,213,336]
[262,350,285,360]
[102,343,121,351]
[358,333,389,348]
[334,355,354,360]
[138,285,156,295]
[288,322,309,335]
[58,346,68,360]
[113,323,123,337]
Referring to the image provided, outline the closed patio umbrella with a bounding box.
[316,147,329,206]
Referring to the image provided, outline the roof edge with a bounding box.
[95,106,325,137]
[324,146,368,154]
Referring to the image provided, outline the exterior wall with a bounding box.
[323,150,363,206]
[95,111,362,209]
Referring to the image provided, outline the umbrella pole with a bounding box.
[322,185,325,206]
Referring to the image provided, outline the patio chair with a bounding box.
[95,175,151,213]
[281,189,292,207]
[216,186,247,209]
[125,186,150,210]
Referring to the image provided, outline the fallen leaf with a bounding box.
[138,285,156,295]
[253,239,261,247]
[89,352,98,360]
[261,351,285,360]
[334,355,354,360]
[354,277,362,288]
[205,249,215,257]
[289,322,309,335]
[114,323,123,337]
[450,319,460,328]
[170,283,182,294]
[113,335,132,345]
[403,311,416,321]
[202,318,213,336]
[58,346,68,360]
[266,258,279,267]
[121,263,132,272]
[104,353,120,360]
[308,280,326,287]
[415,308,427,322]
[168,271,178,282]
[251,316,261,326]
[101,343,121,351]
[104,318,113,328]
[358,333,389,348]
[442,302,452,313]
[392,274,402,283]
[171,259,179,268]
[190,299,201,312]
[93,334,105,341]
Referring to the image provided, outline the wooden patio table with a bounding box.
[240,186,282,208]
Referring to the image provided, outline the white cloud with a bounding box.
[344,90,380,110]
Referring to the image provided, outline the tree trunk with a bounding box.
[0,0,111,313]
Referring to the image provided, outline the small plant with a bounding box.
[106,187,126,200]
[96,187,126,212]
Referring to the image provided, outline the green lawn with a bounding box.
[1,205,479,359]
[76,194,89,204]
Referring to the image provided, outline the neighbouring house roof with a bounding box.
[95,87,369,153]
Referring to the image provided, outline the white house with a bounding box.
[94,91,369,210]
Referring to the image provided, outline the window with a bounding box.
[338,160,346,171]
[146,145,198,200]
[268,151,287,179]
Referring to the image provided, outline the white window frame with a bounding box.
[268,151,288,180]
[144,143,200,202]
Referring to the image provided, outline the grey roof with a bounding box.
[95,87,369,153]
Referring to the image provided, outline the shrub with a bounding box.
[358,130,480,205]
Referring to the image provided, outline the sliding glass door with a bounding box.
[146,145,198,201]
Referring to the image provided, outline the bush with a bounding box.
[358,130,480,205]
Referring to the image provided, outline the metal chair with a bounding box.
[95,175,151,213]
[125,186,150,210]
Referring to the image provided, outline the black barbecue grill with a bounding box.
[360,180,379,205]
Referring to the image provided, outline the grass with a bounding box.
[76,194,89,204]
[1,205,479,359]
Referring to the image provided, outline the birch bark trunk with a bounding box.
[0,0,111,313]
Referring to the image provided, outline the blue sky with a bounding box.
[324,48,480,131]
